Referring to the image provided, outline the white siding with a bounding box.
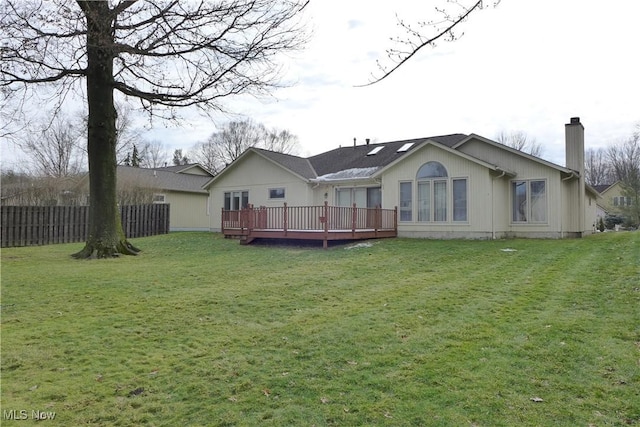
[208,152,313,231]
[165,191,210,231]
[381,140,581,238]
[381,144,495,238]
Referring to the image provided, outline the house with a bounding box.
[206,117,600,240]
[73,163,213,231]
[594,181,630,217]
[115,164,213,231]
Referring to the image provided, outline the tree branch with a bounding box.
[358,0,495,87]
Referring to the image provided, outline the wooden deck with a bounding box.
[222,203,397,248]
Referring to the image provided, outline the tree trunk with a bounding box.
[72,2,139,259]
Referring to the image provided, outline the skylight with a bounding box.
[397,142,415,152]
[366,146,384,156]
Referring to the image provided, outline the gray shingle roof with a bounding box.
[152,164,213,175]
[117,166,210,193]
[309,134,468,177]
[593,183,615,193]
[252,148,317,179]
[212,134,469,184]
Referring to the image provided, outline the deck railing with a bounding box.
[222,202,397,235]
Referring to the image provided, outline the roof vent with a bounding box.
[397,142,414,153]
[366,146,384,156]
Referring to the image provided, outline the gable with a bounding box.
[454,135,571,178]
[154,163,213,176]
[598,181,624,196]
[208,150,308,190]
[381,142,494,180]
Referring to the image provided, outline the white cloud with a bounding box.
[3,0,638,169]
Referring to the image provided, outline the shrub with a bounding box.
[604,214,625,230]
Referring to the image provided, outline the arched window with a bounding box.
[417,162,448,222]
[398,161,468,223]
[417,161,448,179]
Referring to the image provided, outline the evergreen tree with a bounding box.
[131,144,142,167]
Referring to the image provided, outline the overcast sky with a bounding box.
[149,0,639,166]
[3,0,639,170]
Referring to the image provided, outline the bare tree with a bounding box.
[190,139,222,175]
[607,128,640,226]
[140,139,169,169]
[116,174,158,205]
[17,113,84,178]
[1,0,309,258]
[76,102,143,165]
[584,147,613,187]
[362,0,498,85]
[193,119,300,174]
[114,103,142,164]
[495,130,543,157]
[1,172,84,206]
[264,128,300,155]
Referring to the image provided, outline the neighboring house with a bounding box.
[121,164,213,231]
[206,117,600,239]
[76,164,213,231]
[594,181,631,218]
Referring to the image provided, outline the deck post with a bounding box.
[351,203,357,237]
[375,206,380,237]
[283,203,288,236]
[247,204,254,233]
[394,206,398,235]
[323,201,329,248]
[221,207,224,234]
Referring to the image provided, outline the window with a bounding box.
[337,187,381,208]
[452,179,467,221]
[416,162,463,222]
[397,143,414,152]
[417,181,430,221]
[269,188,285,199]
[224,191,249,210]
[403,162,468,223]
[152,194,166,203]
[417,161,448,179]
[366,146,384,156]
[511,180,547,223]
[615,196,632,207]
[399,182,412,221]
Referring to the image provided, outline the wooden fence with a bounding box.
[1,204,170,248]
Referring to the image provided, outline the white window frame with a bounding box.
[268,187,286,200]
[152,193,166,204]
[452,178,468,222]
[399,181,413,222]
[511,179,548,224]
[224,190,249,210]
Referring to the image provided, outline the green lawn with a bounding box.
[1,232,639,426]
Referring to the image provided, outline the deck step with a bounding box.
[239,235,255,245]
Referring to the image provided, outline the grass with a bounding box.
[1,232,639,426]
